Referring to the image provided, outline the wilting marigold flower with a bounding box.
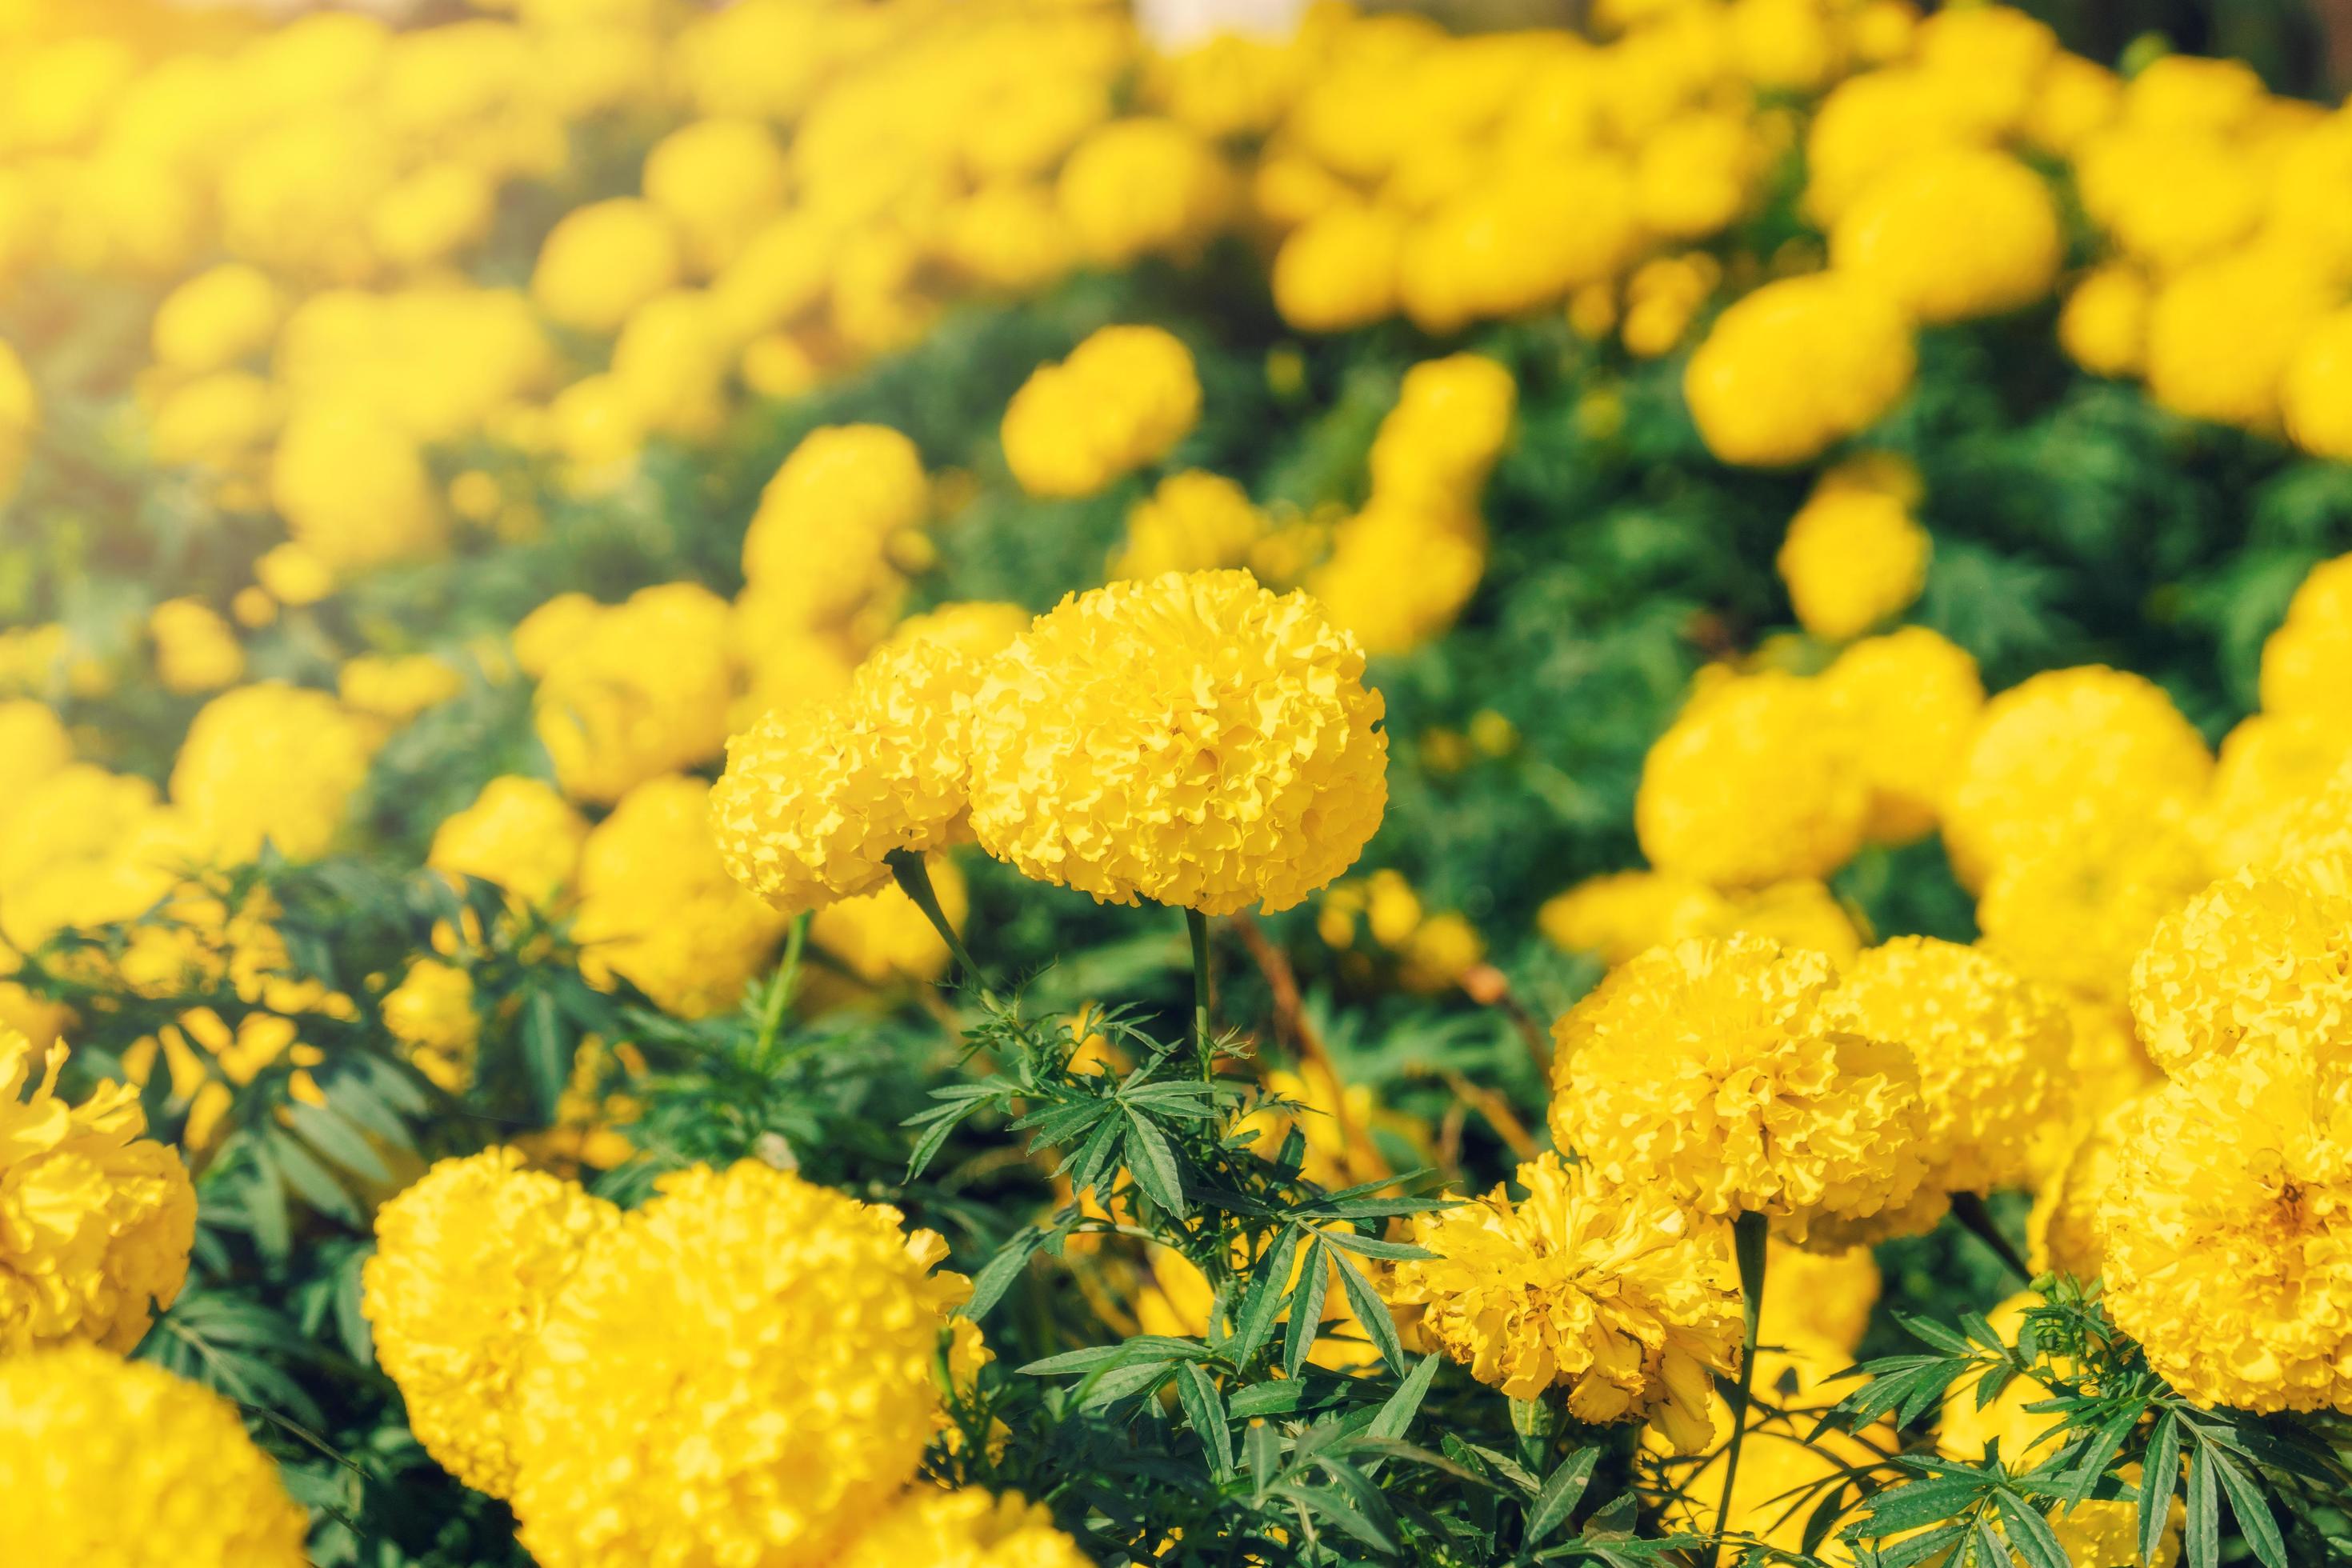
[0,1032,194,1355]
[2099,1074,2352,1414]
[510,1161,970,1568]
[1550,936,1930,1248]
[0,1344,308,1567]
[838,1487,1095,1568]
[2130,869,2352,1086]
[428,775,590,911]
[967,570,1388,914]
[1386,1152,1741,1450]
[1636,670,1869,889]
[1001,325,1200,498]
[1942,665,2212,891]
[713,640,982,916]
[1683,272,1916,467]
[1815,937,2064,1195]
[577,774,788,1018]
[170,682,378,863]
[363,1149,620,1500]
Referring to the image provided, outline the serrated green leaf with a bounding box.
[1282,1236,1329,1382]
[1525,1447,1600,1546]
[1174,1362,1233,1477]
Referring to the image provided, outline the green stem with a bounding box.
[1713,1210,1770,1568]
[751,912,810,1075]
[1950,1190,2034,1284]
[889,850,987,991]
[1186,907,1214,1078]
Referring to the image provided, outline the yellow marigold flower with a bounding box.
[2099,1074,2352,1414]
[1549,936,1932,1246]
[1644,1340,1894,1562]
[2259,553,2352,726]
[530,197,681,334]
[1112,469,1267,582]
[254,541,335,607]
[739,424,926,628]
[1387,1151,1741,1447]
[1057,118,1231,268]
[148,371,282,469]
[1367,353,1518,510]
[2198,715,2352,878]
[2059,263,2150,378]
[1684,272,1916,468]
[339,653,463,723]
[2029,1102,2136,1280]
[147,597,245,694]
[1538,871,1864,967]
[1635,670,1869,889]
[0,1345,308,1567]
[428,775,589,911]
[877,601,1030,664]
[533,582,734,804]
[575,774,787,1018]
[810,853,969,986]
[2130,869,2352,1086]
[942,183,1078,294]
[2145,244,2333,430]
[838,1487,1093,1568]
[1831,147,2061,323]
[967,570,1388,915]
[713,640,982,915]
[382,958,481,1094]
[0,339,30,504]
[1942,665,2213,892]
[270,402,446,573]
[1306,502,1487,658]
[0,1032,194,1354]
[1820,626,1986,844]
[1816,937,2063,1194]
[1272,202,1403,333]
[1759,1238,1879,1356]
[364,1149,620,1500]
[1398,158,1640,334]
[1621,254,1719,359]
[0,697,70,801]
[1001,325,1200,499]
[1978,814,2210,1004]
[170,682,378,863]
[510,1161,970,1568]
[151,261,283,374]
[2284,309,2352,461]
[642,118,787,277]
[2270,758,2352,901]
[1634,112,1764,240]
[1777,486,1930,642]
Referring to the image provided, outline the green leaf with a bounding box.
[1282,1236,1330,1382]
[1229,1381,1307,1419]
[2058,1404,2140,1510]
[1366,1353,1442,1442]
[1077,1358,1172,1410]
[1992,1490,2067,1568]
[1246,1421,1282,1506]
[2206,1446,2289,1568]
[521,987,566,1116]
[1525,1448,1600,1546]
[1862,1475,1994,1534]
[2186,1441,2219,1568]
[1868,1521,1970,1568]
[1326,1243,1405,1376]
[1122,1109,1186,1218]
[1230,1224,1302,1366]
[2141,1409,2182,1568]
[1315,1229,1433,1262]
[964,1230,1038,1321]
[262,1130,358,1223]
[286,1102,391,1185]
[1174,1362,1234,1477]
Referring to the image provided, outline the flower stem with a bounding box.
[752,912,809,1076]
[1950,1190,2034,1283]
[889,850,987,992]
[1186,907,1214,1077]
[1712,1210,1769,1568]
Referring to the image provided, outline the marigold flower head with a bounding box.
[338,652,462,723]
[1683,271,1916,467]
[426,775,590,911]
[2029,1102,2137,1280]
[1366,353,1518,510]
[510,1161,970,1568]
[2130,869,2352,1086]
[1057,118,1232,268]
[1942,665,2213,892]
[1538,871,1863,967]
[966,570,1388,914]
[2098,1073,2352,1414]
[1386,1151,1740,1448]
[1306,500,1486,658]
[2283,309,2352,461]
[1815,937,2064,1194]
[1776,486,1931,642]
[170,681,378,863]
[876,601,1030,664]
[2259,553,2352,727]
[0,1345,308,1567]
[1758,1238,1879,1357]
[363,1148,621,1499]
[270,401,445,572]
[1112,469,1267,582]
[2269,759,2352,901]
[740,424,928,630]
[838,1488,1094,1568]
[2059,262,2150,377]
[1831,146,2062,323]
[0,1032,194,1355]
[575,774,787,1018]
[531,582,734,805]
[809,853,969,986]
[1549,936,1931,1246]
[1978,814,2210,1003]
[148,598,245,694]
[713,639,983,915]
[1001,324,1201,498]
[0,698,70,802]
[2197,714,2352,876]
[1635,670,1869,889]
[382,958,480,1093]
[1818,626,1985,844]
[531,197,680,334]
[1272,202,1403,332]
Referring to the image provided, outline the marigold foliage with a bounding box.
[362,1148,621,1499]
[1549,936,1931,1246]
[510,1161,968,1568]
[967,570,1387,914]
[1386,1151,1741,1449]
[0,1344,310,1568]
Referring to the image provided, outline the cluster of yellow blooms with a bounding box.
[362,1148,1086,1567]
